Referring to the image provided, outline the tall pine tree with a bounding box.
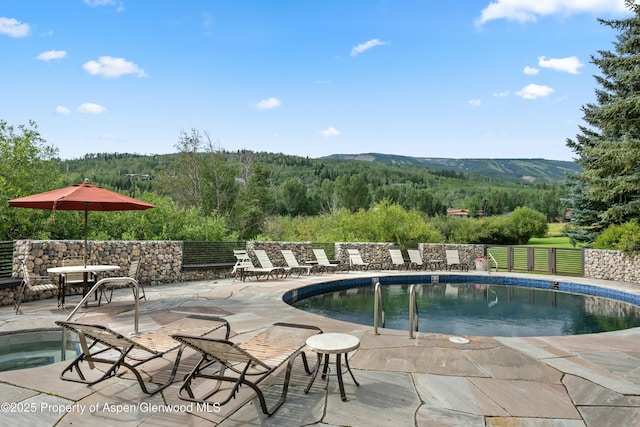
[565,0,640,244]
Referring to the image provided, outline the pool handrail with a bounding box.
[488,252,498,273]
[60,276,141,360]
[373,282,385,334]
[409,284,419,339]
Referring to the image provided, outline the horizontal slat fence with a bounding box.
[0,241,14,277]
[487,245,583,277]
[182,241,246,269]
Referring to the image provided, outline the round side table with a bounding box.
[304,332,360,401]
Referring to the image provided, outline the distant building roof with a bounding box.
[447,208,469,218]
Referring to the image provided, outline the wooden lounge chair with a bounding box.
[407,249,425,270]
[312,248,341,273]
[347,248,382,271]
[254,249,289,278]
[281,249,314,276]
[446,249,468,271]
[14,259,59,314]
[172,322,323,416]
[389,249,410,270]
[55,315,229,395]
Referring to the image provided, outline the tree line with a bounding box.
[0,123,556,246]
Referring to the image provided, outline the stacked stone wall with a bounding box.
[583,249,640,282]
[418,243,485,269]
[6,239,640,307]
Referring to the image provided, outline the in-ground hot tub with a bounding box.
[0,329,80,372]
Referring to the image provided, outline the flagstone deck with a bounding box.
[0,270,639,426]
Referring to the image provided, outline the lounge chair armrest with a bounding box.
[184,315,230,339]
[272,322,323,334]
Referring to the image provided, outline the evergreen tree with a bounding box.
[565,0,640,244]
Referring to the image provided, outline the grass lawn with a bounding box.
[524,223,575,247]
[546,222,565,237]
[526,236,574,248]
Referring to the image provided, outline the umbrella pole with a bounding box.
[84,206,88,267]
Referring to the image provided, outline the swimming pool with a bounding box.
[0,329,80,372]
[284,275,640,337]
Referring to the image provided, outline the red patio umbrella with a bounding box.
[8,179,155,266]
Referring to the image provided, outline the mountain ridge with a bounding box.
[322,153,580,183]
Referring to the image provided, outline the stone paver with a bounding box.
[0,271,639,426]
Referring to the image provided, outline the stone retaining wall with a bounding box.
[4,239,640,307]
[584,249,640,282]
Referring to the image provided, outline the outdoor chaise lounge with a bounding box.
[281,249,314,276]
[232,249,283,281]
[407,249,425,270]
[254,249,290,278]
[446,249,468,271]
[389,249,410,270]
[172,322,323,416]
[312,248,342,273]
[347,248,382,271]
[55,315,229,395]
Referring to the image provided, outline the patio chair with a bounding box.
[254,249,289,278]
[61,256,97,302]
[98,258,145,305]
[446,250,468,271]
[312,248,342,273]
[407,249,425,270]
[55,315,229,395]
[172,322,323,416]
[14,259,59,314]
[389,249,410,270]
[347,248,382,271]
[281,249,314,276]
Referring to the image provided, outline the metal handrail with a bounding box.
[409,284,419,339]
[61,277,141,360]
[373,282,385,334]
[488,252,498,273]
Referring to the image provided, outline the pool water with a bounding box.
[0,330,80,372]
[291,283,640,337]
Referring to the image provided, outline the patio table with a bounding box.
[48,264,120,307]
[304,332,360,401]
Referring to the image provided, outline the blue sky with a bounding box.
[0,1,634,161]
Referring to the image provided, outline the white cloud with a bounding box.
[55,105,70,115]
[523,66,539,75]
[516,83,554,99]
[476,0,629,25]
[538,55,584,74]
[251,97,281,110]
[84,0,116,5]
[83,56,146,78]
[493,91,510,97]
[83,0,124,12]
[350,39,387,57]
[0,17,31,38]
[37,50,67,61]
[469,99,482,107]
[320,127,341,137]
[78,103,107,114]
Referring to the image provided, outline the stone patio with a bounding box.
[0,270,639,426]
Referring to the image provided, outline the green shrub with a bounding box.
[593,220,640,253]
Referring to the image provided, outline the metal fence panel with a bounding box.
[487,245,583,277]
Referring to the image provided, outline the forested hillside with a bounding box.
[56,150,568,221]
[325,153,580,184]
